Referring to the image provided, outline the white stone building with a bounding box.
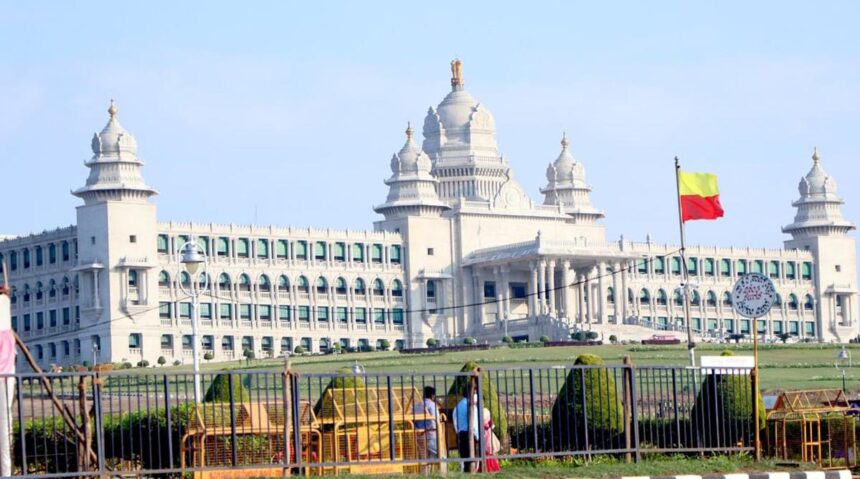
[1,61,857,368]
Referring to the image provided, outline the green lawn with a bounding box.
[146,343,860,393]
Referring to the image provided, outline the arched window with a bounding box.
[752,260,764,274]
[61,241,71,261]
[607,287,615,304]
[62,277,70,296]
[236,238,250,258]
[8,251,17,271]
[258,274,271,292]
[706,290,717,307]
[256,239,269,259]
[179,271,191,287]
[238,273,251,291]
[372,279,385,296]
[297,276,309,293]
[654,257,666,274]
[48,244,57,264]
[627,288,634,303]
[391,279,403,297]
[22,284,30,303]
[736,259,748,275]
[639,288,651,305]
[804,294,814,311]
[355,278,366,294]
[656,289,668,306]
[723,292,732,306]
[218,273,232,290]
[216,237,229,257]
[769,261,780,278]
[426,280,436,299]
[674,290,683,306]
[314,242,327,260]
[691,290,701,306]
[128,270,138,287]
[671,256,682,275]
[703,258,715,276]
[35,246,43,266]
[788,294,799,311]
[159,271,170,287]
[278,275,290,292]
[35,282,44,300]
[316,277,328,294]
[774,293,782,308]
[48,280,57,298]
[22,249,30,269]
[335,277,348,294]
[720,259,731,277]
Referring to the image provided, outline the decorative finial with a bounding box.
[450,58,464,89]
[561,132,569,149]
[405,121,413,140]
[108,99,117,119]
[812,146,820,163]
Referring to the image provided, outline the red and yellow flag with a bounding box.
[679,171,724,222]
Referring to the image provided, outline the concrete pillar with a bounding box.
[502,266,511,320]
[584,271,592,325]
[620,262,629,323]
[577,274,585,325]
[597,262,607,324]
[538,260,547,315]
[547,259,557,317]
[611,262,620,324]
[529,262,538,318]
[560,260,571,320]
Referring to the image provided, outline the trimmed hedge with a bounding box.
[204,374,250,403]
[550,354,624,450]
[446,361,507,443]
[690,371,765,448]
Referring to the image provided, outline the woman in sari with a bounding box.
[480,407,501,473]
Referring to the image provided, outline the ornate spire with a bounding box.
[561,132,569,149]
[812,146,820,164]
[405,121,413,140]
[108,99,117,119]
[450,58,464,89]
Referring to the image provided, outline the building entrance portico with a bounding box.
[462,233,639,341]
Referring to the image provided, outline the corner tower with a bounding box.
[540,133,604,224]
[72,101,160,363]
[783,148,857,341]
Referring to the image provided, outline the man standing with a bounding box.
[452,393,479,472]
[413,386,443,471]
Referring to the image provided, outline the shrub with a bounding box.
[136,360,149,368]
[502,336,514,344]
[172,360,181,366]
[294,345,305,355]
[203,352,214,361]
[157,356,166,367]
[539,335,550,343]
[379,339,391,351]
[571,331,585,341]
[426,338,438,348]
[550,354,624,450]
[778,333,791,344]
[690,371,765,448]
[359,344,375,352]
[331,343,342,354]
[463,337,477,345]
[204,374,250,403]
[446,361,507,444]
[243,349,255,361]
[609,335,618,344]
[720,349,735,357]
[585,331,599,340]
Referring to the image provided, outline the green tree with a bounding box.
[778,332,791,344]
[539,335,550,343]
[294,345,305,355]
[313,367,367,417]
[379,339,391,351]
[446,361,507,443]
[172,360,181,366]
[585,331,599,341]
[501,336,514,344]
[136,360,149,368]
[426,338,438,348]
[204,374,250,403]
[550,354,624,450]
[203,352,214,361]
[157,356,166,367]
[463,337,477,345]
[608,335,618,344]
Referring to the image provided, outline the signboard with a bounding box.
[700,355,754,374]
[731,273,776,318]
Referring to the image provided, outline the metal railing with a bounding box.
[7,363,756,477]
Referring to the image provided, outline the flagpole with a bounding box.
[675,157,696,367]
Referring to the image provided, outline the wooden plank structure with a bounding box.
[766,389,856,469]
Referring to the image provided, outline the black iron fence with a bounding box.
[7,364,756,477]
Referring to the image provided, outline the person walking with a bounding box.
[480,406,501,473]
[413,386,445,472]
[453,393,479,472]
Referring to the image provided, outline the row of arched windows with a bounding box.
[1,240,75,273]
[607,287,815,312]
[9,277,78,306]
[159,271,403,297]
[635,256,814,281]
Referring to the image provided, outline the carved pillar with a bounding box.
[620,261,629,323]
[597,262,607,324]
[577,274,586,324]
[611,262,620,324]
[560,260,571,321]
[538,260,547,315]
[529,262,538,318]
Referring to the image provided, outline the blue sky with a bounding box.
[1,1,859,251]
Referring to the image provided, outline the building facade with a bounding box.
[1,61,857,368]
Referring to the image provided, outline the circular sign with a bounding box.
[731,273,777,318]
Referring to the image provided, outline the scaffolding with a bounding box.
[766,389,856,469]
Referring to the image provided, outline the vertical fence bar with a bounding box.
[629,365,641,462]
[292,374,303,474]
[672,368,681,448]
[228,373,238,467]
[527,369,537,454]
[386,375,396,462]
[162,374,174,471]
[92,371,107,476]
[476,371,486,473]
[15,376,26,476]
[282,364,292,475]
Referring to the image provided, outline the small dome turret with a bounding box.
[784,147,854,238]
[540,133,603,224]
[91,99,138,159]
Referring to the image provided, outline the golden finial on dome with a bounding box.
[450,58,464,89]
[812,146,820,163]
[561,132,569,149]
[108,99,117,119]
[405,121,413,140]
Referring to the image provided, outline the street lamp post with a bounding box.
[178,240,208,404]
[836,345,851,394]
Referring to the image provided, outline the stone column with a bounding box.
[538,260,547,315]
[560,260,571,321]
[611,262,620,324]
[494,267,503,326]
[501,266,511,321]
[620,261,629,323]
[473,271,483,326]
[577,274,586,325]
[584,271,592,326]
[597,262,607,324]
[547,259,557,317]
[529,262,538,318]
